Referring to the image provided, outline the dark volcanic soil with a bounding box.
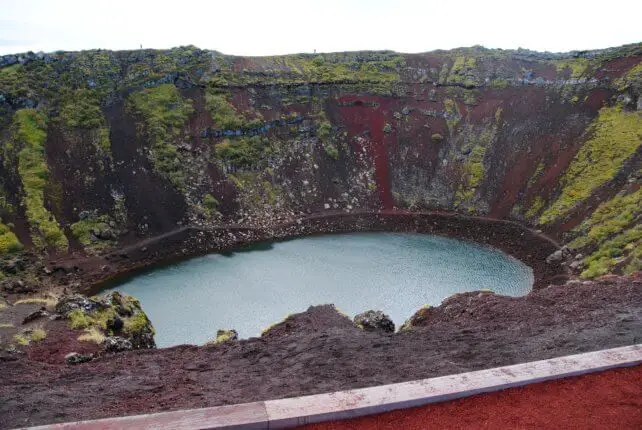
[1,274,640,428]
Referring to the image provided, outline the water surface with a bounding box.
[107,233,533,347]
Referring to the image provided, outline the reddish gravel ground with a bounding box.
[301,365,642,430]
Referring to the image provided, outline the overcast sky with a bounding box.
[1,0,640,56]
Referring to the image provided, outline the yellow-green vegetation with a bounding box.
[65,293,155,339]
[525,196,546,219]
[261,313,292,335]
[59,89,112,156]
[570,188,641,250]
[70,214,115,254]
[539,106,642,225]
[59,89,105,128]
[317,121,339,160]
[580,224,642,278]
[552,58,592,79]
[206,329,237,346]
[205,89,246,129]
[0,302,7,310]
[441,56,480,87]
[615,62,642,91]
[567,187,641,278]
[431,133,444,142]
[0,222,22,254]
[443,99,460,134]
[128,84,194,190]
[13,327,47,345]
[215,136,271,169]
[67,309,91,329]
[30,327,46,342]
[14,297,57,307]
[13,333,29,345]
[0,323,13,328]
[124,311,152,333]
[202,193,219,218]
[229,171,281,209]
[78,327,106,344]
[12,109,68,250]
[454,123,498,206]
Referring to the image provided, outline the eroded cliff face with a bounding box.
[0,44,640,280]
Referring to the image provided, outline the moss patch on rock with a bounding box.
[11,109,68,250]
[127,84,194,190]
[58,292,155,349]
[539,106,642,225]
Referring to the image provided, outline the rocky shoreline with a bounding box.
[73,211,567,295]
[0,272,640,428]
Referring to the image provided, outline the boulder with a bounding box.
[104,336,132,353]
[354,310,395,333]
[22,310,49,324]
[55,294,106,316]
[215,329,238,343]
[65,352,93,365]
[546,246,572,265]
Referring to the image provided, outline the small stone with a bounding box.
[354,310,395,333]
[65,352,93,365]
[104,336,133,353]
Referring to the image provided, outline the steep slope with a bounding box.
[0,44,640,284]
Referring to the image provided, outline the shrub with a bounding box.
[67,309,91,329]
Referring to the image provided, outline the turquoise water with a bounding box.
[106,233,533,347]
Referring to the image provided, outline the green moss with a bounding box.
[570,188,641,251]
[431,133,444,142]
[128,84,194,190]
[70,216,110,245]
[59,89,104,128]
[30,328,47,342]
[553,58,592,79]
[205,89,245,129]
[68,309,91,329]
[124,312,153,335]
[0,222,22,254]
[317,121,339,160]
[443,56,480,87]
[525,196,546,219]
[13,333,29,345]
[615,62,642,91]
[12,109,68,250]
[443,99,460,133]
[203,193,218,211]
[454,123,497,206]
[215,136,271,169]
[539,106,642,225]
[581,224,642,278]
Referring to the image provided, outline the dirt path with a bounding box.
[0,275,640,428]
[301,365,642,429]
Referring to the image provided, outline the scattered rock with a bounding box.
[22,310,49,325]
[1,279,36,294]
[104,336,133,353]
[206,329,239,346]
[354,310,395,333]
[65,352,93,365]
[55,294,106,316]
[546,246,572,264]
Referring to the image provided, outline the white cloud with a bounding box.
[0,0,640,55]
